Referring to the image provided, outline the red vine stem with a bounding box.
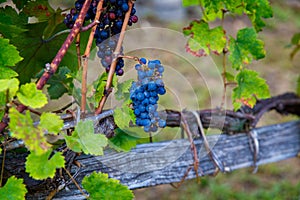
[76,34,82,69]
[81,0,103,115]
[95,0,134,115]
[0,0,92,133]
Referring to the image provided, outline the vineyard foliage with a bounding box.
[0,0,298,199]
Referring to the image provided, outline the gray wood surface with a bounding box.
[30,120,300,199]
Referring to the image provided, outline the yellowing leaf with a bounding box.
[17,83,48,109]
[229,28,265,70]
[9,108,51,154]
[39,112,63,134]
[0,176,27,200]
[183,20,226,57]
[0,78,19,99]
[82,172,134,200]
[232,69,270,110]
[25,150,65,180]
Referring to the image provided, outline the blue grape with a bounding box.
[130,58,167,132]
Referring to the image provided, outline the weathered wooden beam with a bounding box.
[35,120,300,200]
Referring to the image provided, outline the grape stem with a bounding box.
[95,0,134,115]
[81,0,104,116]
[118,55,140,62]
[0,0,92,134]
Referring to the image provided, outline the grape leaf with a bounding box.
[113,104,135,129]
[0,7,28,38]
[182,0,199,7]
[115,79,133,100]
[0,38,23,68]
[64,120,107,155]
[232,69,270,110]
[82,172,134,200]
[23,0,55,22]
[9,107,51,154]
[245,0,273,32]
[183,20,226,57]
[109,128,138,152]
[17,83,48,108]
[290,33,300,60]
[224,71,235,82]
[94,73,108,104]
[39,66,73,99]
[0,67,18,79]
[0,176,27,200]
[12,0,30,10]
[25,150,65,180]
[229,28,265,70]
[39,112,63,134]
[291,33,300,45]
[0,5,93,84]
[0,78,19,99]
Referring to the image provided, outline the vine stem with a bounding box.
[0,0,92,133]
[76,34,82,69]
[95,0,134,115]
[220,9,228,109]
[81,0,103,116]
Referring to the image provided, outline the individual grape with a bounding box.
[130,58,167,132]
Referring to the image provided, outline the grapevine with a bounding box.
[0,0,299,199]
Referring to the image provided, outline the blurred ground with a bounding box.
[130,0,300,199]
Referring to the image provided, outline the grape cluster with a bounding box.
[130,58,167,132]
[63,0,138,76]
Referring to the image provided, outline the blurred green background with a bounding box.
[131,0,300,199]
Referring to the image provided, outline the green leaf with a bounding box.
[64,120,107,155]
[229,28,265,70]
[9,107,51,154]
[17,83,48,109]
[0,38,23,67]
[232,69,270,110]
[182,0,199,7]
[0,78,19,99]
[113,104,135,129]
[109,129,138,152]
[94,73,108,104]
[12,0,30,10]
[25,150,65,180]
[42,66,73,99]
[39,112,63,134]
[82,172,134,200]
[0,67,18,79]
[245,0,273,32]
[0,176,27,200]
[115,79,133,100]
[0,7,28,38]
[291,33,300,45]
[224,72,235,82]
[183,20,226,57]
